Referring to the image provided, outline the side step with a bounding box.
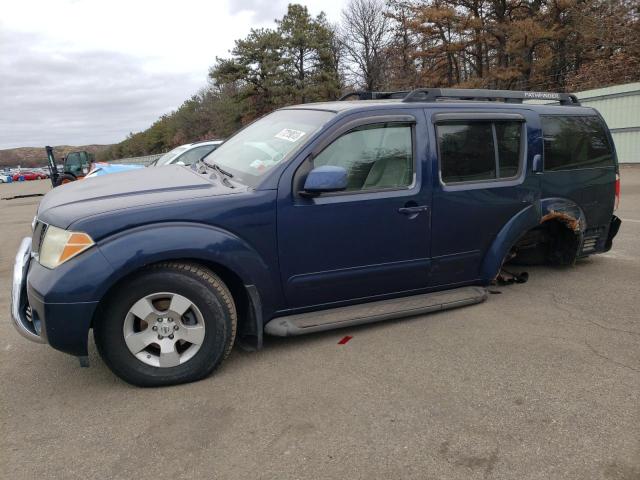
[265,286,487,337]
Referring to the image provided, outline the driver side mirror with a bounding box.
[302,166,348,195]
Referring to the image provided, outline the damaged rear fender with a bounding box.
[536,197,587,265]
[479,204,539,284]
[479,198,587,283]
[539,198,586,233]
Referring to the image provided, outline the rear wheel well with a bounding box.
[93,259,256,345]
[507,218,581,266]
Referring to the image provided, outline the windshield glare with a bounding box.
[202,109,334,186]
[156,146,189,166]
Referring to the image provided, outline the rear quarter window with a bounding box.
[542,115,614,171]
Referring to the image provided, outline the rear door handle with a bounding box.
[398,205,430,215]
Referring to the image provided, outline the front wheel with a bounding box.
[94,262,237,387]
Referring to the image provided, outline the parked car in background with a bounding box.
[11,88,621,387]
[12,171,46,181]
[149,140,223,167]
[0,172,12,183]
[33,168,50,178]
[85,162,145,178]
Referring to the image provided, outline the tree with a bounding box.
[564,0,640,90]
[340,0,392,90]
[210,6,342,117]
[386,0,419,89]
[408,0,467,87]
[101,0,639,161]
[211,27,288,119]
[277,4,341,102]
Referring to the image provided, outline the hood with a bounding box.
[38,165,244,228]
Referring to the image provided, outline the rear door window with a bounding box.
[542,116,614,171]
[437,120,523,184]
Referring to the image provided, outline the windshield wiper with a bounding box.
[201,158,234,178]
[211,162,234,178]
[196,160,237,188]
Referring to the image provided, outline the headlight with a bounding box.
[39,225,95,269]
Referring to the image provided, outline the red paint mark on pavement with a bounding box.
[338,335,353,345]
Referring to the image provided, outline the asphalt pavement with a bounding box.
[1,169,638,480]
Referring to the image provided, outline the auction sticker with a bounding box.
[275,128,306,142]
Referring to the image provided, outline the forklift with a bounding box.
[45,146,95,187]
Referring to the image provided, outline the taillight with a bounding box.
[614,173,620,210]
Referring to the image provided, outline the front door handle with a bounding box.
[398,205,430,215]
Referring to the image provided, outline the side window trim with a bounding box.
[491,123,500,178]
[433,115,527,191]
[293,116,419,199]
[310,114,416,157]
[433,112,525,122]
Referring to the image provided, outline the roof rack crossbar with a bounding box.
[340,88,580,106]
[339,90,411,101]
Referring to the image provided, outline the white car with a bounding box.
[150,140,223,167]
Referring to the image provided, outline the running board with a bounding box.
[265,286,487,337]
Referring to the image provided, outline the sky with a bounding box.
[0,0,344,150]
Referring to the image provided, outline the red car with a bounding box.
[12,171,46,181]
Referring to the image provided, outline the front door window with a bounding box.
[313,123,414,192]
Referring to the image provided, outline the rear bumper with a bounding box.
[579,215,621,257]
[604,215,621,252]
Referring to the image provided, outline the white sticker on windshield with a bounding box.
[249,159,278,171]
[275,128,306,142]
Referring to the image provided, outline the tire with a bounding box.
[94,262,237,387]
[55,173,76,186]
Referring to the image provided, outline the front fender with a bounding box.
[97,222,278,315]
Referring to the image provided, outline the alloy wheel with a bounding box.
[122,292,206,367]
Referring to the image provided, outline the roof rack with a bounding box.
[339,88,580,106]
[339,90,410,101]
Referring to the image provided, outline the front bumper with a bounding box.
[10,237,45,343]
[11,235,107,357]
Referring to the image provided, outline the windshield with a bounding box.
[202,109,335,186]
[155,146,189,166]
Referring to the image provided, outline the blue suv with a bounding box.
[11,88,621,386]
